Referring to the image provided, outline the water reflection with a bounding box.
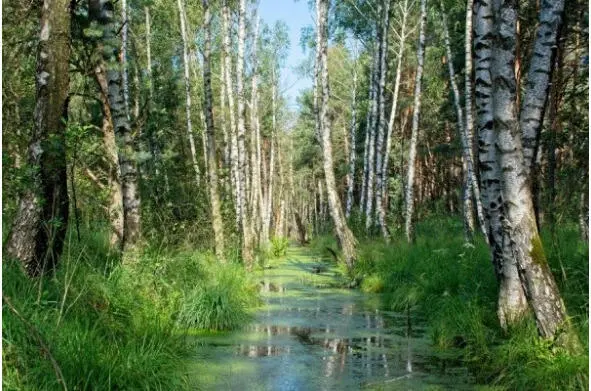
[194,252,472,390]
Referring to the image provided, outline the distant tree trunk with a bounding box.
[374,0,391,237]
[474,0,528,329]
[380,0,410,239]
[463,0,487,240]
[360,55,376,215]
[440,6,474,241]
[177,0,201,187]
[222,0,241,228]
[237,0,254,267]
[316,0,357,269]
[365,41,380,230]
[263,67,278,243]
[121,0,130,116]
[579,191,588,241]
[345,56,357,218]
[404,0,426,243]
[5,0,71,276]
[94,63,124,250]
[91,0,141,254]
[202,0,225,261]
[249,10,263,244]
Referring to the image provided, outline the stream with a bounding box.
[190,247,474,390]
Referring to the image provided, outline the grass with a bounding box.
[2,227,260,390]
[313,217,589,391]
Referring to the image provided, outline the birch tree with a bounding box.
[5,0,71,276]
[222,0,242,227]
[404,0,427,243]
[316,0,358,269]
[177,0,201,186]
[488,0,578,350]
[90,0,141,254]
[374,0,390,236]
[474,0,528,328]
[202,0,226,261]
[345,51,358,218]
[379,0,410,239]
[237,0,255,266]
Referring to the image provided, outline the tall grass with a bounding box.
[2,227,260,390]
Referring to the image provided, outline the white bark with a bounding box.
[404,0,426,243]
[474,0,528,328]
[222,0,241,227]
[345,55,358,218]
[374,0,391,235]
[380,0,410,239]
[520,0,565,179]
[237,0,254,266]
[202,0,225,261]
[316,0,357,269]
[365,41,380,230]
[177,0,201,186]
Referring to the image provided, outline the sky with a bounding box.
[258,0,314,109]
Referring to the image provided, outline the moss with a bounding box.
[529,234,547,266]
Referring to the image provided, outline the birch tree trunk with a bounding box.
[440,6,474,241]
[177,0,201,186]
[365,42,380,230]
[490,0,579,351]
[202,0,226,261]
[237,0,254,267]
[263,67,278,243]
[374,0,391,236]
[316,0,357,269]
[463,0,488,240]
[91,0,141,254]
[5,0,71,276]
[474,0,528,329]
[360,55,376,215]
[121,0,130,116]
[345,56,357,218]
[222,0,242,228]
[94,63,124,250]
[404,0,426,243]
[520,0,565,179]
[250,9,263,244]
[380,0,410,239]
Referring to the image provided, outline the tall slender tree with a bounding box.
[404,0,427,243]
[316,0,357,269]
[202,0,226,261]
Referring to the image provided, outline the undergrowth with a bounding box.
[2,227,259,390]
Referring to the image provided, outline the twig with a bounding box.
[2,295,68,391]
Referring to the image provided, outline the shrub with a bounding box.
[270,236,289,258]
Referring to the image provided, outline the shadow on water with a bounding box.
[189,248,473,390]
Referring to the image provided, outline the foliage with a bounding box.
[269,236,289,258]
[177,262,259,331]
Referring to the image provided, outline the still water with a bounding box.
[190,247,473,390]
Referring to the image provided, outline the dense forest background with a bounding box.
[2,0,589,389]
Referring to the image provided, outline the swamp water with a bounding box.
[189,248,474,390]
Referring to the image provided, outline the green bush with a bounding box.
[270,236,289,258]
[177,262,259,331]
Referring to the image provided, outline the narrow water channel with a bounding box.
[190,247,473,390]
